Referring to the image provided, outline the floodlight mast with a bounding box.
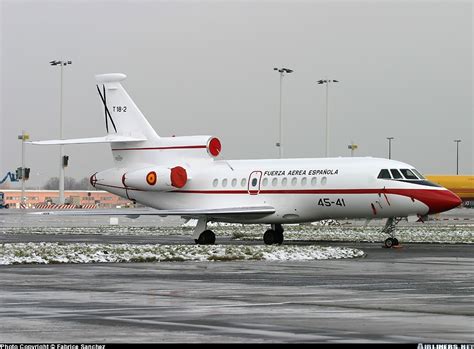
[273,67,293,158]
[50,59,72,204]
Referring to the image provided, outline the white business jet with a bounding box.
[30,73,462,248]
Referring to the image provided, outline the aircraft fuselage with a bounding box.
[93,157,461,224]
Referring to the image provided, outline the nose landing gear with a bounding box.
[384,236,399,248]
[382,217,403,248]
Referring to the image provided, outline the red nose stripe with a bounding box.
[407,189,462,214]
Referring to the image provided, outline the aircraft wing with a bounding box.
[29,206,275,218]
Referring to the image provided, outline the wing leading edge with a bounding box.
[29,206,276,219]
[27,135,147,145]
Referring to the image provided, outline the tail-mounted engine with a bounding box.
[90,165,188,193]
[122,166,188,191]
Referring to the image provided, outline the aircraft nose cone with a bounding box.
[427,190,462,214]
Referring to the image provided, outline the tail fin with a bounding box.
[31,73,217,168]
[95,73,159,141]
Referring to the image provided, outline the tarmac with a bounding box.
[1,237,473,343]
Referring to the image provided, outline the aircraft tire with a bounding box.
[263,229,276,245]
[274,231,284,245]
[197,230,216,245]
[392,238,399,246]
[384,237,394,248]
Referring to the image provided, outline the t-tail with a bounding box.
[29,73,223,168]
[95,73,159,142]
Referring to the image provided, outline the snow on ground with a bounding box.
[1,223,473,243]
[1,220,471,265]
[232,225,474,244]
[0,226,186,236]
[0,242,365,265]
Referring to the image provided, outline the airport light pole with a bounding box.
[454,139,461,175]
[348,141,358,157]
[386,137,394,159]
[273,67,293,158]
[317,79,339,157]
[50,59,72,204]
[17,130,29,207]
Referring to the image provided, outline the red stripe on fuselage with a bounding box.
[95,186,446,196]
[171,188,439,195]
[95,183,144,191]
[111,145,207,151]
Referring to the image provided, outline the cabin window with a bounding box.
[231,178,237,187]
[400,169,418,180]
[301,177,307,186]
[212,179,218,187]
[321,177,327,186]
[282,178,288,187]
[411,169,425,179]
[377,169,391,179]
[241,178,247,187]
[291,177,297,186]
[262,178,268,187]
[272,178,278,187]
[390,169,403,179]
[311,177,317,186]
[222,178,228,187]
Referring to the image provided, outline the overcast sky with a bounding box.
[1,0,473,188]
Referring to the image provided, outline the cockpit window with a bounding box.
[377,169,391,179]
[400,169,418,180]
[411,169,425,179]
[390,169,403,179]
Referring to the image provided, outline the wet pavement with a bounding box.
[0,241,473,343]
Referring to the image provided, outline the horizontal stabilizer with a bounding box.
[29,206,275,218]
[28,135,147,145]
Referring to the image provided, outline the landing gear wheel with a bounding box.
[274,231,284,245]
[264,229,276,245]
[382,217,403,249]
[384,237,394,248]
[196,230,216,245]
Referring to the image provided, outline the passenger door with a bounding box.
[248,171,262,195]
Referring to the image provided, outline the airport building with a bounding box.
[0,190,133,209]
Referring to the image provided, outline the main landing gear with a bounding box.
[194,217,215,245]
[193,219,285,246]
[196,230,216,245]
[263,224,284,245]
[382,217,403,248]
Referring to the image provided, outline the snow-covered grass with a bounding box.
[1,220,471,265]
[232,225,474,244]
[0,226,183,236]
[0,242,365,265]
[1,222,473,243]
